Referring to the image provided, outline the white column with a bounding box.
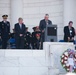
[63,0,76,27]
[10,0,23,32]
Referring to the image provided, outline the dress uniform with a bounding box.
[0,15,10,49]
[34,34,41,49]
[24,27,32,49]
[32,26,41,49]
[31,27,36,49]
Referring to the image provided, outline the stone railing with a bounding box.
[0,42,74,75]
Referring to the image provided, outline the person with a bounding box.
[32,26,41,49]
[14,18,26,49]
[64,21,75,42]
[39,14,52,34]
[24,27,32,49]
[9,29,16,49]
[10,29,15,38]
[31,27,36,49]
[34,33,41,49]
[0,15,10,49]
[39,14,52,49]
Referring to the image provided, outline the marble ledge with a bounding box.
[0,50,45,57]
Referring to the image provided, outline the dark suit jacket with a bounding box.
[14,23,26,38]
[39,19,52,31]
[64,26,75,42]
[0,21,10,38]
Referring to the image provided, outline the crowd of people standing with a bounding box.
[0,14,52,49]
[0,14,76,49]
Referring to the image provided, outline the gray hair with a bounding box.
[18,17,23,21]
[45,14,49,16]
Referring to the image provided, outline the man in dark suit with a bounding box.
[39,14,52,49]
[39,14,52,41]
[39,14,52,32]
[64,21,75,42]
[14,18,26,49]
[0,15,10,49]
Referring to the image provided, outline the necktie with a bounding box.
[46,20,48,25]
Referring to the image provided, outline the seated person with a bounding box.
[24,27,32,49]
[10,29,15,38]
[9,29,16,49]
[31,27,36,49]
[64,21,75,42]
[32,26,41,49]
[34,34,41,49]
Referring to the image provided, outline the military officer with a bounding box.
[24,27,32,49]
[32,26,41,49]
[0,15,10,49]
[34,33,41,49]
[31,27,36,49]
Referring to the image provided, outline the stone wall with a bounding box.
[0,0,10,21]
[23,0,64,41]
[0,42,74,75]
[0,0,76,41]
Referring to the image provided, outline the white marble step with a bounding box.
[48,67,59,75]
[59,73,66,75]
[59,72,76,75]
